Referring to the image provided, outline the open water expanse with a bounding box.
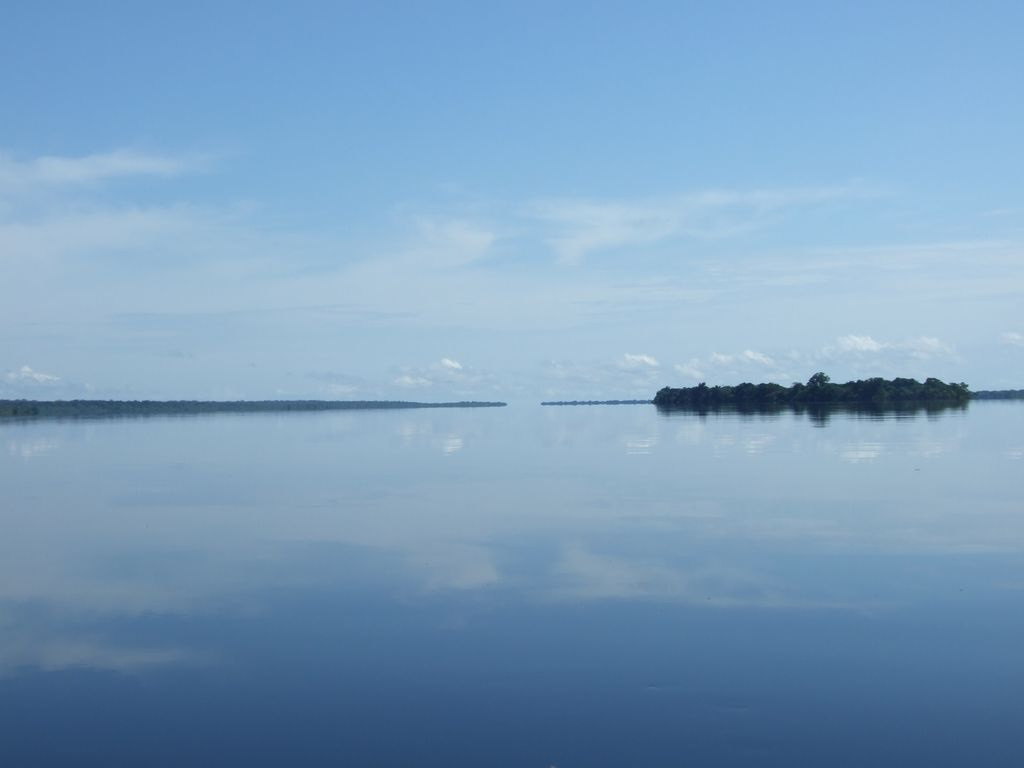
[1,401,1022,766]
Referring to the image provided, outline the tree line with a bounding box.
[0,399,507,419]
[654,373,971,410]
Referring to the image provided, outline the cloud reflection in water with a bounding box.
[0,403,1022,679]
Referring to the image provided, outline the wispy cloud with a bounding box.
[620,353,659,369]
[673,359,705,381]
[541,353,666,399]
[394,374,432,388]
[409,216,496,267]
[529,184,865,264]
[904,336,950,359]
[824,334,954,361]
[708,349,779,369]
[392,358,498,396]
[742,350,775,366]
[0,149,200,190]
[694,350,792,384]
[0,363,97,399]
[0,148,230,274]
[836,334,885,352]
[1003,332,1024,347]
[5,364,59,384]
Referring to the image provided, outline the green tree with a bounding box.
[807,372,830,388]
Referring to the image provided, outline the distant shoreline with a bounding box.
[0,399,507,419]
[972,390,1024,400]
[541,399,653,406]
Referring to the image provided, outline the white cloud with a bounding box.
[712,354,774,368]
[905,336,949,359]
[621,353,659,369]
[827,335,953,361]
[673,359,705,380]
[388,358,499,398]
[5,365,59,384]
[33,150,193,184]
[837,334,885,352]
[682,349,789,383]
[1002,332,1024,347]
[742,349,774,366]
[540,355,668,400]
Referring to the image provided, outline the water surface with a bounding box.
[2,403,1022,765]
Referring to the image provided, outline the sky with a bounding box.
[2,1,1023,401]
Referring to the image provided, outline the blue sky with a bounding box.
[2,1,1022,400]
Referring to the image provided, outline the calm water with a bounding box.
[1,402,1022,766]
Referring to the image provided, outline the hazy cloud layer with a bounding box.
[1,146,1021,398]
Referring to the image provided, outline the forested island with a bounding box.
[654,373,971,410]
[0,399,507,419]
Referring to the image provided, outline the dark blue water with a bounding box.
[2,403,1022,766]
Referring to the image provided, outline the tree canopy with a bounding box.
[654,373,970,410]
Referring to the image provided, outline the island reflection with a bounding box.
[655,400,969,426]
